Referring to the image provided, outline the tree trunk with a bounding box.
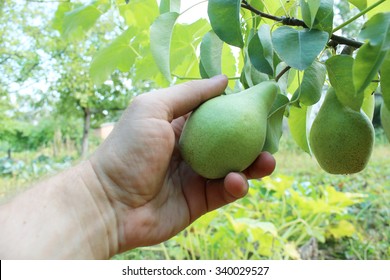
[7,148,11,159]
[81,107,91,159]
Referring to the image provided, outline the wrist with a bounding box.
[73,160,120,259]
[0,161,120,259]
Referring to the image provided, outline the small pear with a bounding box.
[179,81,278,179]
[309,88,375,174]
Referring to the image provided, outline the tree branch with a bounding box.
[241,0,363,49]
[330,34,363,49]
[241,0,282,22]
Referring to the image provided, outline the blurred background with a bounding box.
[0,0,389,259]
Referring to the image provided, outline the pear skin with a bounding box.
[309,88,375,174]
[179,81,278,179]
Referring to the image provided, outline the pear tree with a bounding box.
[57,0,390,174]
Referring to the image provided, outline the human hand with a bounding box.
[89,75,276,255]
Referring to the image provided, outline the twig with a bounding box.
[241,0,364,49]
[275,66,291,82]
[241,0,282,22]
[330,34,362,49]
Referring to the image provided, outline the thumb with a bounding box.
[145,75,228,121]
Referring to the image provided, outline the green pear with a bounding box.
[179,81,278,179]
[380,103,390,142]
[309,87,375,174]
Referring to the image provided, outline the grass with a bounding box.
[272,134,390,259]
[1,133,390,260]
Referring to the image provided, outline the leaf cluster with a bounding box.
[59,0,390,157]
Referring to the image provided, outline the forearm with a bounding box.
[0,161,118,259]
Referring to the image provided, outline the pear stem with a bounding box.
[275,66,291,82]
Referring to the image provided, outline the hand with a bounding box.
[89,75,276,254]
[0,75,276,259]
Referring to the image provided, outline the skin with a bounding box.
[0,75,276,259]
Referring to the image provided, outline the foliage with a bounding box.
[0,119,55,153]
[0,154,73,179]
[53,0,390,165]
[166,176,365,260]
[114,140,390,260]
[3,0,389,160]
[1,0,390,260]
[1,136,388,260]
[0,0,156,157]
[0,153,75,203]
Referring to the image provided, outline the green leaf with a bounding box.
[90,28,136,85]
[288,105,311,154]
[243,0,264,28]
[263,94,289,154]
[301,0,334,33]
[261,0,283,15]
[274,0,299,18]
[300,0,321,28]
[381,101,390,141]
[381,50,390,109]
[118,0,159,29]
[353,42,387,96]
[248,24,274,76]
[359,12,390,50]
[200,30,223,78]
[134,53,167,87]
[52,2,71,33]
[199,60,208,79]
[361,72,378,120]
[208,0,244,48]
[272,27,329,70]
[150,12,179,82]
[241,55,269,88]
[328,220,356,239]
[325,55,362,111]
[312,0,334,34]
[276,62,294,94]
[221,44,238,88]
[170,19,210,80]
[230,217,279,236]
[349,0,367,10]
[362,93,376,120]
[62,1,102,40]
[159,0,181,14]
[292,61,326,106]
[367,0,390,18]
